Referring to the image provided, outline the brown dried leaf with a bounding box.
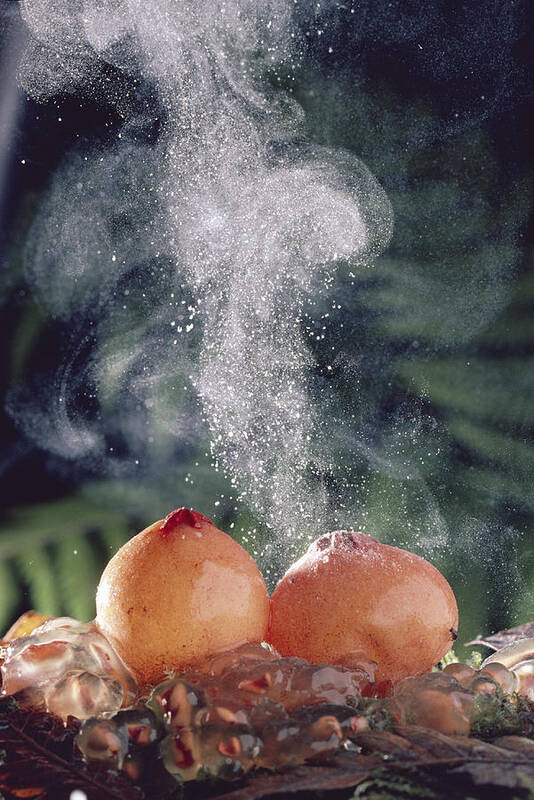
[394,726,534,794]
[466,621,534,651]
[449,760,534,790]
[394,725,534,763]
[0,704,142,800]
[492,736,534,757]
[392,726,473,759]
[352,729,424,759]
[209,751,380,800]
[202,725,534,800]
[4,701,534,800]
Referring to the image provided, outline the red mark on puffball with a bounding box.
[160,507,214,534]
[315,531,378,552]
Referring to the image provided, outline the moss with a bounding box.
[352,768,439,799]
[470,691,532,740]
[466,651,483,670]
[435,649,460,670]
[356,698,394,731]
[0,696,18,714]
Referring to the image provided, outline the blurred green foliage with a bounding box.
[0,496,131,627]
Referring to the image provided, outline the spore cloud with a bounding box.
[12,0,394,567]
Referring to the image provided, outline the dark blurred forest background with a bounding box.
[1,1,534,661]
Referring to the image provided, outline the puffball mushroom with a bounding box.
[267,531,458,692]
[95,508,270,686]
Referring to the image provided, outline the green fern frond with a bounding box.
[462,467,534,510]
[399,358,534,428]
[0,495,128,560]
[448,417,534,477]
[98,523,129,558]
[477,311,534,346]
[83,480,166,521]
[8,298,47,385]
[15,548,61,618]
[0,494,138,629]
[55,534,100,622]
[0,559,20,635]
[370,310,450,341]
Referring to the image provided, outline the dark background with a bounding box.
[1,0,534,660]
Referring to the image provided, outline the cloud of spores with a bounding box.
[11,0,393,566]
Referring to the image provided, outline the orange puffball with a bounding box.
[96,508,270,686]
[267,532,458,691]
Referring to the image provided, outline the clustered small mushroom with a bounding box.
[481,638,534,701]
